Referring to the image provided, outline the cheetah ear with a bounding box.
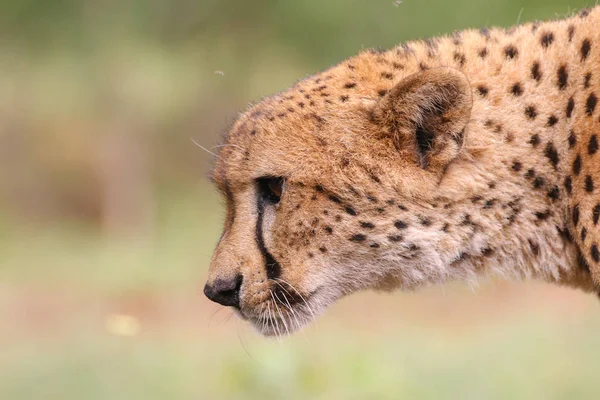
[371,67,472,170]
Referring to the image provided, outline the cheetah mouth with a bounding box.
[239,284,322,337]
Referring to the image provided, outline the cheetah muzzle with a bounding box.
[204,7,600,336]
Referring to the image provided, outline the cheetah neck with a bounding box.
[439,10,600,291]
[345,9,600,292]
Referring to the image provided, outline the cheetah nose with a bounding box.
[203,274,243,307]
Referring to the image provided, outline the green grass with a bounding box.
[2,315,599,400]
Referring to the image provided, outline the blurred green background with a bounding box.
[2,1,599,399]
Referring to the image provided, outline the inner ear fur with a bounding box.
[371,67,473,170]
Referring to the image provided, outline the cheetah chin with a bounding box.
[204,7,600,337]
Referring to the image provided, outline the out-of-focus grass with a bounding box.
[0,187,223,292]
[1,307,599,400]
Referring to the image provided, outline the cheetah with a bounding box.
[203,7,600,336]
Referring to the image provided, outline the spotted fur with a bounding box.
[205,7,600,336]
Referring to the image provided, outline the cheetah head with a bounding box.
[204,66,486,336]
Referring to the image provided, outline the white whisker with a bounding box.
[274,289,308,342]
[274,278,317,321]
[271,291,290,337]
[211,143,245,152]
[190,137,218,157]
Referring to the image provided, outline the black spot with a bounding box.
[477,86,489,97]
[377,89,387,97]
[344,82,356,89]
[546,115,558,127]
[442,223,450,232]
[525,168,536,179]
[504,45,518,59]
[394,220,408,229]
[557,65,568,90]
[565,176,573,195]
[453,52,466,66]
[369,243,380,249]
[573,154,582,175]
[592,244,600,262]
[534,210,550,221]
[581,228,588,242]
[581,38,591,61]
[483,199,496,209]
[568,131,577,148]
[461,214,474,226]
[388,235,403,242]
[557,225,573,242]
[511,83,523,96]
[586,93,597,115]
[525,106,537,119]
[573,204,580,226]
[398,204,408,211]
[349,234,366,242]
[533,176,545,189]
[540,32,554,47]
[531,62,542,82]
[547,186,560,201]
[511,161,522,171]
[478,48,488,58]
[324,226,333,234]
[584,72,592,89]
[585,175,594,193]
[345,206,357,216]
[340,95,349,102]
[588,135,598,155]
[529,134,541,146]
[482,248,494,256]
[566,97,575,118]
[360,221,375,229]
[471,195,483,203]
[380,72,393,80]
[593,204,600,225]
[568,25,575,42]
[528,239,540,255]
[319,246,327,253]
[544,142,559,169]
[315,185,324,192]
[420,217,432,226]
[328,194,341,204]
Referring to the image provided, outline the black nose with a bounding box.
[203,275,243,307]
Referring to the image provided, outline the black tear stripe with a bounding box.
[256,198,282,280]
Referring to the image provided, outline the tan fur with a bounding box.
[206,7,600,336]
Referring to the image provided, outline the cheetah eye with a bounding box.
[257,177,285,204]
